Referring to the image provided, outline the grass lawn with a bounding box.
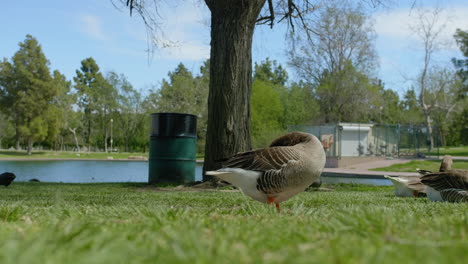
[425,146,468,157]
[371,160,468,172]
[0,183,466,263]
[0,151,148,160]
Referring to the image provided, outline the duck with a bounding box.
[0,172,16,187]
[384,175,426,197]
[419,155,468,202]
[205,131,326,212]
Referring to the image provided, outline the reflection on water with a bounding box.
[0,160,390,185]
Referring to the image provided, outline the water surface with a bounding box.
[0,160,390,185]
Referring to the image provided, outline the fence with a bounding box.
[290,123,440,158]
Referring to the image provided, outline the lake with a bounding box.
[0,160,391,185]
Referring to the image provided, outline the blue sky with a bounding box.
[1,0,467,96]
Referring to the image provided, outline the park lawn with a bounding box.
[425,146,468,157]
[0,151,148,160]
[371,160,468,172]
[0,183,466,264]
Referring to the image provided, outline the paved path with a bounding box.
[323,158,419,179]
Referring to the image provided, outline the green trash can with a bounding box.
[148,113,197,184]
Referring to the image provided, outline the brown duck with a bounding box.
[419,155,468,202]
[206,132,326,212]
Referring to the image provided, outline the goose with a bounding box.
[384,175,426,197]
[419,155,468,202]
[206,131,326,212]
[0,172,16,187]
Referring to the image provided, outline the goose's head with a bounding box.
[439,155,453,172]
[269,131,316,147]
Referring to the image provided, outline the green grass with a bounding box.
[0,183,466,263]
[371,160,468,172]
[425,146,468,156]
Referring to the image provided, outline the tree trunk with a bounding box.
[27,138,33,155]
[203,0,265,180]
[104,127,108,153]
[69,127,80,152]
[15,126,20,150]
[423,107,434,151]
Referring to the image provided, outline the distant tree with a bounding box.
[253,58,288,127]
[401,89,424,125]
[46,70,76,150]
[287,3,380,123]
[288,3,378,83]
[145,62,209,153]
[284,81,319,126]
[0,35,58,154]
[254,58,288,86]
[251,79,285,148]
[314,61,379,123]
[453,29,468,98]
[107,71,146,152]
[409,7,447,151]
[0,112,14,149]
[449,29,468,145]
[426,68,464,146]
[74,57,116,152]
[447,100,468,146]
[376,87,404,124]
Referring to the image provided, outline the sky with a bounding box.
[1,0,467,96]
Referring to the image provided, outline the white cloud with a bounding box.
[79,14,108,41]
[373,7,468,50]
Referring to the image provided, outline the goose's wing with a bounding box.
[406,180,427,193]
[439,189,468,203]
[223,147,304,196]
[420,170,468,191]
[222,146,301,171]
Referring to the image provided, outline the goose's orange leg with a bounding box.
[267,197,281,213]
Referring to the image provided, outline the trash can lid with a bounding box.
[150,112,197,137]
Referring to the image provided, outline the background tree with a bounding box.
[288,3,378,83]
[0,35,58,154]
[448,28,468,145]
[409,7,447,151]
[453,29,468,99]
[145,62,209,153]
[250,79,285,148]
[287,3,379,123]
[107,71,146,152]
[283,81,319,126]
[400,89,423,125]
[74,57,115,151]
[0,112,14,149]
[45,70,75,151]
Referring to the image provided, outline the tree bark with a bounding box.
[27,138,33,155]
[15,125,20,150]
[69,127,80,152]
[203,0,266,180]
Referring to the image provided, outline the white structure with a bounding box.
[339,123,373,157]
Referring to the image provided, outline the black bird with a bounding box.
[0,172,16,187]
